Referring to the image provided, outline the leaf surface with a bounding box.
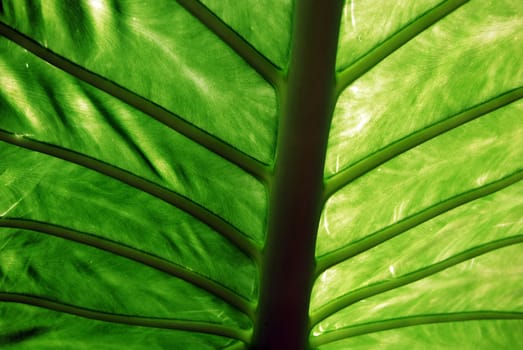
[1,0,522,349]
[311,1,523,348]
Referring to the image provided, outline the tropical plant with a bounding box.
[0,0,522,349]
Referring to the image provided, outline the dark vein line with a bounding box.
[0,218,255,318]
[0,22,268,181]
[0,130,260,262]
[325,88,523,198]
[175,0,282,87]
[310,237,523,326]
[0,293,250,343]
[336,0,469,93]
[317,171,523,274]
[310,311,523,347]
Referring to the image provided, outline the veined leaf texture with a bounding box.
[1,0,522,349]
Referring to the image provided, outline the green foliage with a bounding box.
[1,1,522,349]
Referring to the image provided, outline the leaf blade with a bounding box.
[1,0,278,163]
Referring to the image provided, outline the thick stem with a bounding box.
[251,2,343,349]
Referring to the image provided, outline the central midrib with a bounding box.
[251,1,344,349]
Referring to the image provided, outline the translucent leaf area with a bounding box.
[318,101,523,256]
[199,0,294,68]
[336,0,445,71]
[0,0,277,163]
[314,320,523,350]
[312,181,523,311]
[326,0,523,176]
[312,244,523,348]
[313,0,523,347]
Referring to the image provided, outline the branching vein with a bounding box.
[0,130,260,262]
[0,218,255,318]
[311,311,523,347]
[0,293,250,343]
[324,88,523,197]
[0,22,268,181]
[311,237,523,326]
[175,0,282,87]
[317,171,523,273]
[336,0,469,93]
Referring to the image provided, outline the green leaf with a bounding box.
[1,0,522,349]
